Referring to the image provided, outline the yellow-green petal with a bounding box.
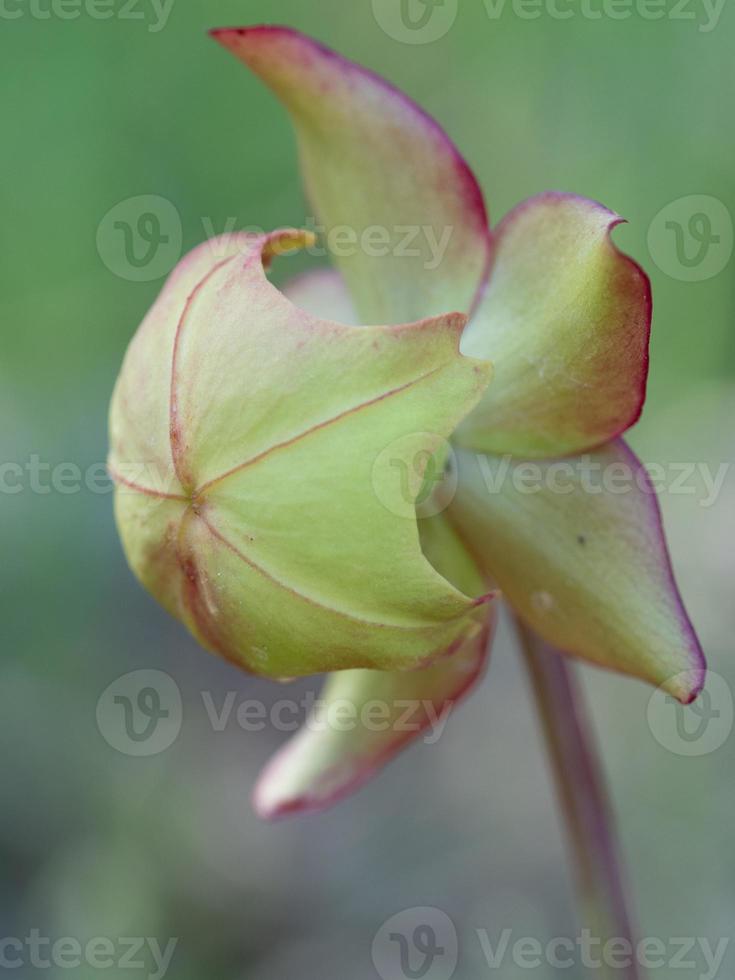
[110,231,493,679]
[253,513,496,818]
[448,440,705,702]
[211,25,491,324]
[458,193,651,458]
[108,233,253,496]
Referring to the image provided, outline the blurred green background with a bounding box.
[2,0,734,977]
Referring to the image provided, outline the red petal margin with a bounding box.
[252,616,496,820]
[458,191,653,458]
[618,439,706,704]
[501,192,652,441]
[209,24,493,318]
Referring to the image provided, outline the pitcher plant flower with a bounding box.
[109,25,705,838]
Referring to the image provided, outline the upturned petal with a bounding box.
[447,440,705,702]
[253,513,497,818]
[109,231,493,679]
[457,193,651,458]
[211,25,491,323]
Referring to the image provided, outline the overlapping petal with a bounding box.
[109,232,254,496]
[457,194,651,458]
[254,513,496,818]
[282,267,359,325]
[212,25,491,324]
[447,440,704,702]
[110,231,493,679]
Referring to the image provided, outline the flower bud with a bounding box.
[109,230,493,678]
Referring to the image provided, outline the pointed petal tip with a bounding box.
[208,24,277,41]
[208,26,248,48]
[209,25,311,62]
[209,22,491,309]
[661,657,708,705]
[251,748,303,822]
[252,782,348,822]
[209,24,307,38]
[208,24,345,63]
[251,782,313,822]
[251,744,369,821]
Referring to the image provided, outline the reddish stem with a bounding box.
[515,616,643,980]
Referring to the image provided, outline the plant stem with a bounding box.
[514,615,643,980]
